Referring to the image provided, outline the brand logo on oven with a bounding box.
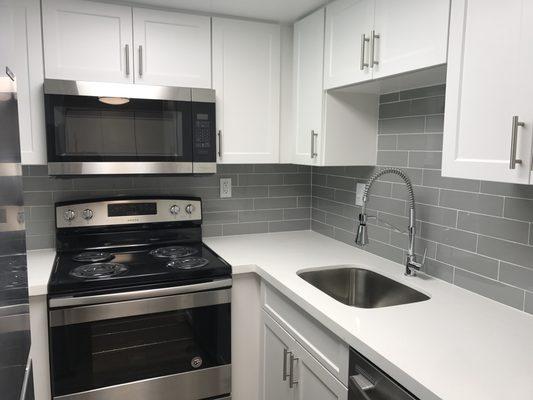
[127,218,140,222]
[191,356,203,369]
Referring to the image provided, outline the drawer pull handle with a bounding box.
[289,352,299,388]
[282,348,291,381]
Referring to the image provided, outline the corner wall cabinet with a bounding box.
[212,18,281,164]
[442,0,533,184]
[324,0,449,89]
[292,8,378,166]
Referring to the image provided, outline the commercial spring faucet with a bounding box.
[355,168,424,276]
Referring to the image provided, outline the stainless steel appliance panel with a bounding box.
[49,287,231,326]
[349,348,418,400]
[54,365,231,400]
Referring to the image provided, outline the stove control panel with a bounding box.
[56,198,202,228]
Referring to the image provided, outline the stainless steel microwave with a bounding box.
[44,79,217,176]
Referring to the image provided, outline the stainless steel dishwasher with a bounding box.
[349,348,418,400]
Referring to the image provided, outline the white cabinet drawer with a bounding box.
[261,282,349,385]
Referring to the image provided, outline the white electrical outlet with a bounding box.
[355,183,366,206]
[220,178,232,198]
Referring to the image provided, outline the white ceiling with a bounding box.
[124,0,329,22]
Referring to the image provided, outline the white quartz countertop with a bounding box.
[27,231,533,399]
[203,231,533,400]
[27,249,56,296]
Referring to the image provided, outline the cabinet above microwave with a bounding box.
[44,79,217,176]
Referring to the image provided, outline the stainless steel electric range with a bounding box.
[47,197,231,400]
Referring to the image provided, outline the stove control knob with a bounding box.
[170,205,180,215]
[82,209,94,220]
[185,204,195,215]
[64,209,76,222]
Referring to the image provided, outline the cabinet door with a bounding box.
[212,18,280,164]
[324,0,374,89]
[42,0,133,83]
[132,9,211,88]
[442,0,533,183]
[293,8,324,166]
[262,313,294,400]
[293,342,348,400]
[12,0,47,165]
[372,0,449,79]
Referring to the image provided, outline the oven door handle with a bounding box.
[49,286,231,327]
[49,278,232,308]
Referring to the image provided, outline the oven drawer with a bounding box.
[53,365,231,400]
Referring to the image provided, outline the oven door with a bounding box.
[45,92,193,176]
[48,281,231,400]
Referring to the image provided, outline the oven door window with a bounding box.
[45,95,192,162]
[49,302,230,396]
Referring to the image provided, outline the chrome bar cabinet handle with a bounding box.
[370,30,380,67]
[138,45,143,77]
[282,348,290,381]
[310,130,318,159]
[125,44,130,76]
[289,352,298,388]
[217,130,222,158]
[360,34,370,70]
[510,115,525,169]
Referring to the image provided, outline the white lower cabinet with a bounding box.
[262,312,348,400]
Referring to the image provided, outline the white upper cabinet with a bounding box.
[293,8,378,167]
[212,18,280,164]
[42,0,133,83]
[324,0,449,89]
[442,0,533,184]
[132,9,211,88]
[324,0,374,89]
[371,0,449,79]
[293,8,325,165]
[12,0,47,164]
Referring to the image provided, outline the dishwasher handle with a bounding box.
[348,348,419,400]
[349,373,375,400]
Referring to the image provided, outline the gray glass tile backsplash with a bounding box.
[311,84,533,315]
[22,164,311,250]
[22,84,533,315]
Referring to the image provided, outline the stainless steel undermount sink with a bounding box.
[298,267,429,308]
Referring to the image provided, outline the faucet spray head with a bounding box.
[355,213,368,246]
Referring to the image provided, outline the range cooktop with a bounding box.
[49,242,231,296]
[48,197,232,297]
